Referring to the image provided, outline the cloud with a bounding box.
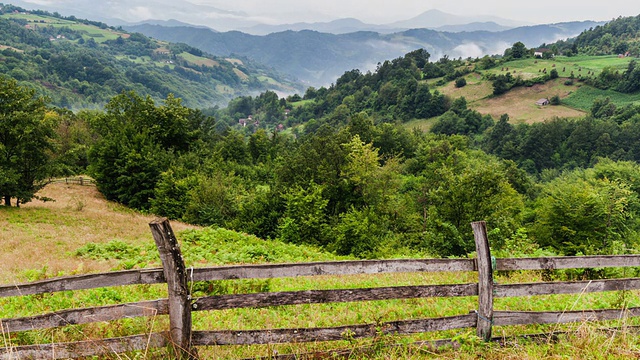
[128,6,153,20]
[451,43,484,58]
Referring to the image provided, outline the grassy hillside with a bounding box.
[2,182,640,358]
[435,55,636,123]
[0,8,302,109]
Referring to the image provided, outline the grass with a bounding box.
[2,184,640,358]
[563,85,640,111]
[1,13,129,43]
[177,52,220,68]
[434,55,636,124]
[402,117,439,132]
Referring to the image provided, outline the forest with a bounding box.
[4,14,640,264]
[0,4,298,109]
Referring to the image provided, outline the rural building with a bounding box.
[534,48,552,58]
[536,98,550,106]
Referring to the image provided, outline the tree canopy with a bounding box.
[0,76,55,206]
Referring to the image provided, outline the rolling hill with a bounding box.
[126,20,603,86]
[0,5,304,109]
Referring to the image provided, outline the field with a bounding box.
[178,52,221,68]
[1,13,129,42]
[2,183,640,358]
[434,55,639,124]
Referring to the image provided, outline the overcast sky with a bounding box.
[17,0,639,27]
[189,0,637,24]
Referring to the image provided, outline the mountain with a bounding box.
[389,9,530,29]
[241,18,402,35]
[0,6,303,109]
[126,20,603,87]
[434,22,512,33]
[127,19,215,31]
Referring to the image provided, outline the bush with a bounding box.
[455,77,467,88]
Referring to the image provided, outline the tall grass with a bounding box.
[3,183,640,358]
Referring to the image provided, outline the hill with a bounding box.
[0,5,303,109]
[0,180,342,283]
[125,20,603,86]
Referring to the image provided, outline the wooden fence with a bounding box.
[1,220,640,359]
[48,177,95,186]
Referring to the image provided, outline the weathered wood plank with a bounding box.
[192,259,475,282]
[0,269,165,298]
[0,332,168,360]
[7,277,639,334]
[3,255,640,299]
[193,284,478,311]
[496,255,640,271]
[493,307,640,326]
[1,299,168,333]
[192,314,477,345]
[496,278,640,298]
[472,221,494,341]
[149,218,196,359]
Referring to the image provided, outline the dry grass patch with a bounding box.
[0,182,197,283]
[438,73,493,102]
[471,80,586,124]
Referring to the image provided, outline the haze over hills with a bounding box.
[5,1,540,34]
[388,9,530,30]
[126,20,603,86]
[239,10,527,35]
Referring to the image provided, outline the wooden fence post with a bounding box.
[472,221,494,341]
[149,218,197,359]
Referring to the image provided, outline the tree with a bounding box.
[532,165,640,255]
[455,77,467,88]
[508,42,527,59]
[0,77,56,206]
[88,92,197,210]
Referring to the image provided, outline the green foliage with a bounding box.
[532,163,640,255]
[75,240,158,270]
[431,97,494,136]
[454,77,467,88]
[506,41,528,59]
[278,183,330,246]
[406,137,524,257]
[88,92,200,210]
[0,13,298,109]
[0,76,55,206]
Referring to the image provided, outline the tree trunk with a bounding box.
[4,195,11,207]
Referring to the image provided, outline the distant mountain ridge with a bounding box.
[389,9,530,29]
[126,20,603,86]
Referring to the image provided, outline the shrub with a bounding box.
[455,77,467,88]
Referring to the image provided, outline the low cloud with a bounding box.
[451,43,484,58]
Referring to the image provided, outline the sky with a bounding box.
[16,0,639,28]
[188,0,638,24]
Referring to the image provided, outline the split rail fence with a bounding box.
[1,220,640,359]
[49,177,95,186]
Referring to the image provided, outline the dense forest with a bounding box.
[0,4,300,109]
[4,13,640,265]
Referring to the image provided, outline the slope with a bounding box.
[0,6,303,109]
[126,20,603,86]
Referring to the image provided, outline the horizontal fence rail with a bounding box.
[48,177,96,186]
[6,278,640,334]
[4,255,640,298]
[3,219,640,359]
